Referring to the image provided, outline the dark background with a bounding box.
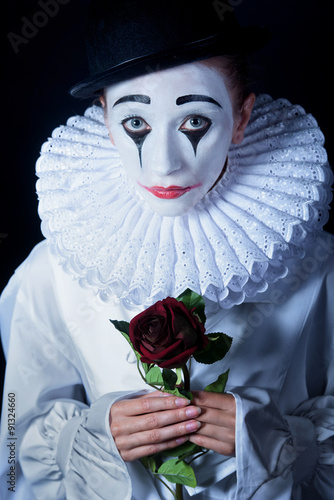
[1,0,333,406]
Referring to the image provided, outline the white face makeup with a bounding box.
[104,62,235,216]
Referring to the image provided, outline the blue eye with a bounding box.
[190,117,203,128]
[121,116,151,168]
[129,118,144,130]
[180,115,211,132]
[122,116,151,134]
[179,115,212,155]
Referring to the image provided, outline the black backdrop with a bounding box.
[1,0,333,405]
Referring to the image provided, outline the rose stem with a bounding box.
[182,364,190,392]
[175,483,184,500]
[174,366,191,500]
[153,475,178,499]
[136,360,161,391]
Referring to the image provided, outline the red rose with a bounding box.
[129,297,208,369]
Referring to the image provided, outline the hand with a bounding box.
[109,392,202,462]
[188,391,236,456]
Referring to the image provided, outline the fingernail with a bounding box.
[186,421,201,432]
[175,397,190,407]
[176,436,188,445]
[185,406,201,418]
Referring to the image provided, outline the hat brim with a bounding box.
[70,26,271,99]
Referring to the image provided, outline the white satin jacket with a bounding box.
[0,231,333,499]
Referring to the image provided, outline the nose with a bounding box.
[144,129,182,176]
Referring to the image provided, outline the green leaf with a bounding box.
[109,319,130,337]
[140,455,157,473]
[161,441,202,459]
[162,368,177,387]
[178,444,204,461]
[175,368,183,386]
[157,459,197,487]
[204,370,229,393]
[178,389,193,400]
[194,332,232,364]
[110,319,135,353]
[162,387,187,398]
[176,289,206,324]
[110,319,150,374]
[141,362,151,375]
[146,366,164,386]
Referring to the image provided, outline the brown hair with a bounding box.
[199,54,252,115]
[98,54,253,116]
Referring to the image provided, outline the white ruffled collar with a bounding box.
[36,95,332,311]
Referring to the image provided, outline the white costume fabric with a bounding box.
[0,95,333,499]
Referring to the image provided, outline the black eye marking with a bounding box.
[126,132,149,167]
[179,116,212,155]
[122,117,151,167]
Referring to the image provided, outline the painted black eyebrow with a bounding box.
[113,94,151,107]
[176,94,222,108]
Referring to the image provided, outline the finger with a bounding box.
[196,406,235,430]
[119,420,204,462]
[111,403,202,437]
[194,421,235,444]
[135,390,170,399]
[189,434,235,456]
[189,425,235,457]
[191,391,236,411]
[116,418,201,452]
[121,435,190,462]
[112,394,191,418]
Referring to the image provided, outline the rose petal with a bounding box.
[129,296,208,368]
[158,346,198,369]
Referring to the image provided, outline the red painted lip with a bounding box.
[139,183,201,199]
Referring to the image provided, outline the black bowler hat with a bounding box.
[70,0,270,99]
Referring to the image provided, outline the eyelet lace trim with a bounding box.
[36,95,333,310]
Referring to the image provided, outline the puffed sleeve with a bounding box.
[19,393,134,500]
[0,243,134,499]
[232,252,334,500]
[233,387,334,499]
